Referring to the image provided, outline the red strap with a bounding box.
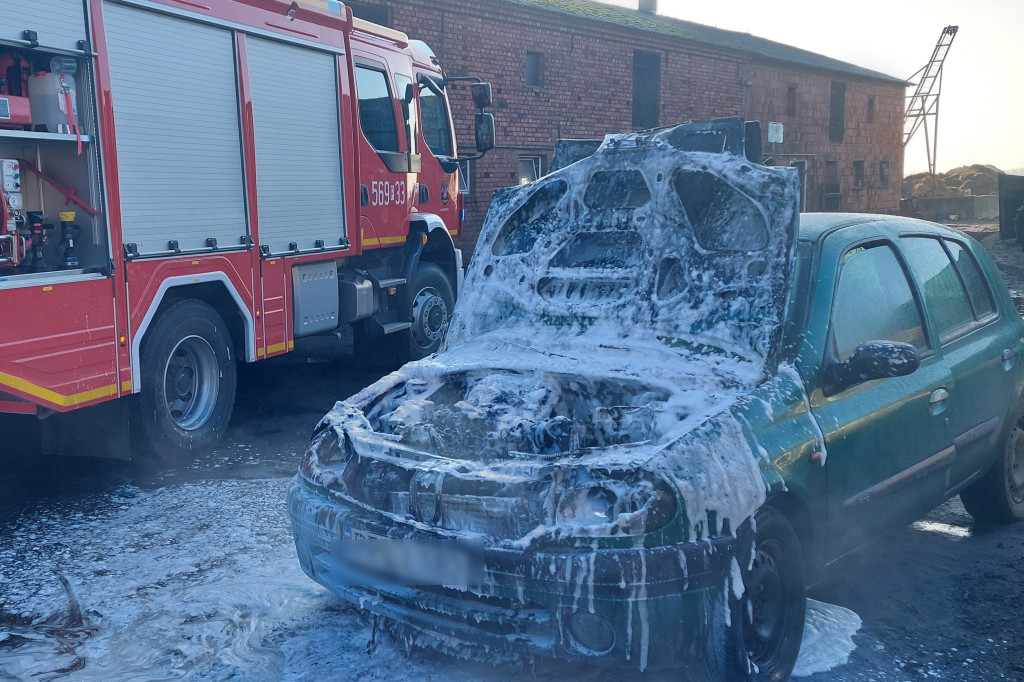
[61,75,81,156]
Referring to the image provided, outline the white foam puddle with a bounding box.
[792,599,862,678]
[0,480,378,681]
[0,478,864,681]
[911,520,972,539]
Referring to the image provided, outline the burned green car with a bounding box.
[287,119,1024,680]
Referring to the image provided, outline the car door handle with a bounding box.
[930,388,950,416]
[1003,349,1016,371]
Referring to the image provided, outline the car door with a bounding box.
[899,234,1022,491]
[807,230,955,560]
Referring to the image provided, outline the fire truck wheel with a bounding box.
[135,300,237,461]
[407,262,454,360]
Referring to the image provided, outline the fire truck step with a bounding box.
[378,321,412,335]
[375,277,407,289]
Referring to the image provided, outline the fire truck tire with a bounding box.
[407,262,454,360]
[134,300,236,461]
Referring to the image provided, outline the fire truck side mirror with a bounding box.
[475,113,495,154]
[471,82,492,109]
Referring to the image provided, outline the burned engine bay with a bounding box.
[371,370,666,459]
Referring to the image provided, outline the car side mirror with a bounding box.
[475,112,495,153]
[824,340,920,395]
[471,82,492,109]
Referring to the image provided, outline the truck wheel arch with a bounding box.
[407,214,463,296]
[130,273,256,393]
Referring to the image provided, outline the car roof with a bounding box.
[798,213,966,244]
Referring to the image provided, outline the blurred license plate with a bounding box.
[342,526,472,590]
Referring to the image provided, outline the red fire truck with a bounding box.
[0,0,494,459]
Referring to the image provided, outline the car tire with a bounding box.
[133,300,236,462]
[712,506,806,681]
[406,262,454,360]
[960,407,1024,524]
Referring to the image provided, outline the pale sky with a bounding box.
[599,0,1023,175]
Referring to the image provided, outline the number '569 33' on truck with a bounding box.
[0,0,495,461]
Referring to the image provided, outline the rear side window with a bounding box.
[831,244,927,362]
[355,65,399,152]
[944,240,997,319]
[900,237,975,341]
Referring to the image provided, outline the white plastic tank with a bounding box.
[28,57,79,134]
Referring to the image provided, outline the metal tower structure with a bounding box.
[904,25,958,181]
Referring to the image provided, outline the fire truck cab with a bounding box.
[0,0,494,460]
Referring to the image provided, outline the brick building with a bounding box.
[347,0,907,253]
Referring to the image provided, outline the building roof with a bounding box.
[502,0,907,86]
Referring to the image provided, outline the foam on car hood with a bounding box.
[446,119,800,367]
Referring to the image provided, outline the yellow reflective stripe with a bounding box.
[0,371,117,407]
[362,235,405,247]
[121,381,133,393]
[266,342,288,354]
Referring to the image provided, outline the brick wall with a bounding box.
[353,0,906,253]
[745,61,904,214]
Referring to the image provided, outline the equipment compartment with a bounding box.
[0,46,106,282]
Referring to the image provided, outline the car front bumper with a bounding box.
[287,475,749,673]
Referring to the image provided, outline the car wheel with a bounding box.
[134,300,236,462]
[406,262,454,360]
[960,408,1024,524]
[712,506,806,681]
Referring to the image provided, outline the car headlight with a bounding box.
[557,486,619,524]
[317,429,352,465]
[553,478,677,535]
[300,428,355,484]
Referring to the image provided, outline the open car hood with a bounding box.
[301,120,799,545]
[445,118,801,368]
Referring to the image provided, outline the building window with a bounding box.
[525,52,543,87]
[632,50,661,129]
[829,81,846,143]
[823,160,841,211]
[867,96,876,124]
[853,160,866,188]
[879,160,890,188]
[518,155,543,185]
[786,86,797,117]
[346,2,389,26]
[457,159,472,194]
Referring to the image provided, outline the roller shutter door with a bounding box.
[246,36,346,255]
[104,2,247,255]
[0,0,88,53]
